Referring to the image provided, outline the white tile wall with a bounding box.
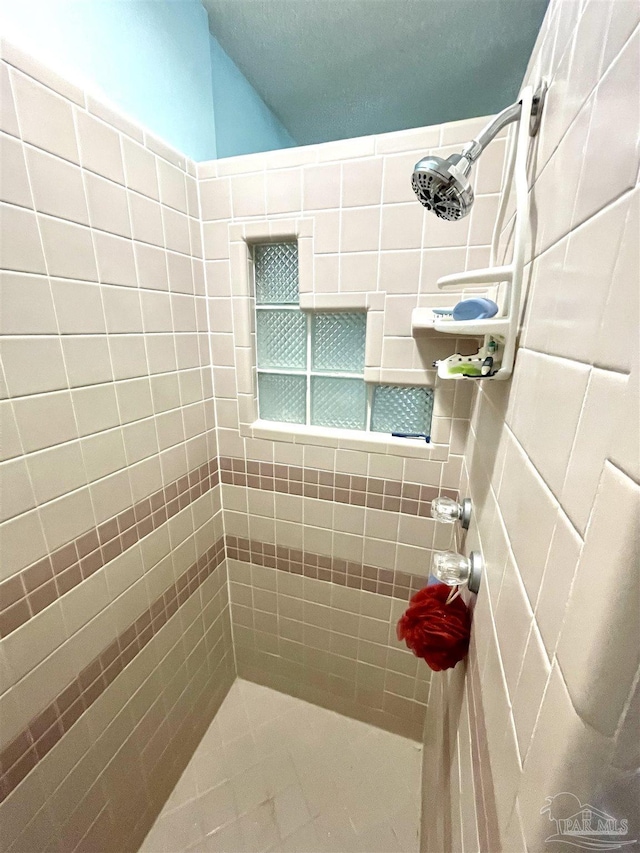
[3,5,637,852]
[424,2,640,851]
[0,38,233,853]
[0,32,478,853]
[199,111,507,457]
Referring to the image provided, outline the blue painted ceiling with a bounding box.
[201,0,549,146]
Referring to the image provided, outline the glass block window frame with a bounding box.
[253,241,433,439]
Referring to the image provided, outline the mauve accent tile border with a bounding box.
[0,459,221,640]
[0,529,429,806]
[220,456,456,516]
[0,526,433,804]
[0,455,451,639]
[468,662,500,852]
[0,537,226,806]
[225,535,429,601]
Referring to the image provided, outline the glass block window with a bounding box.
[257,373,306,423]
[254,243,299,305]
[311,313,366,373]
[256,310,307,370]
[311,376,367,430]
[371,385,434,436]
[253,242,433,439]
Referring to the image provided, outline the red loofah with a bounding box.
[396,583,471,671]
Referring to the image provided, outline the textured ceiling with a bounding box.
[201,0,548,146]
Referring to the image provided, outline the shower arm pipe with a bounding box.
[437,103,520,284]
[460,101,523,165]
[436,85,530,290]
[428,85,537,381]
[489,106,519,269]
[496,84,534,379]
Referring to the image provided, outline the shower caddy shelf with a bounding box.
[411,83,543,381]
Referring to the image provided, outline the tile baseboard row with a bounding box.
[226,535,430,601]
[0,537,226,807]
[0,455,455,639]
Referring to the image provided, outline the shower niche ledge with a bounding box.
[412,83,544,382]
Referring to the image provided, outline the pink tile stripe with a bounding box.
[0,530,431,808]
[468,662,500,852]
[227,535,429,600]
[0,537,226,806]
[0,459,221,639]
[220,456,456,515]
[1,455,453,639]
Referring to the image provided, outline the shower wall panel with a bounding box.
[0,42,234,852]
[198,118,508,738]
[423,2,640,850]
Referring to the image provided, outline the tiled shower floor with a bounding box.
[140,680,422,853]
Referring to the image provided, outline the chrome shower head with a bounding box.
[412,92,544,220]
[411,153,474,221]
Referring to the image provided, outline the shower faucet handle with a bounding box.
[430,496,472,529]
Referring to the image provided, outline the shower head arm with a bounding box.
[461,100,522,163]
